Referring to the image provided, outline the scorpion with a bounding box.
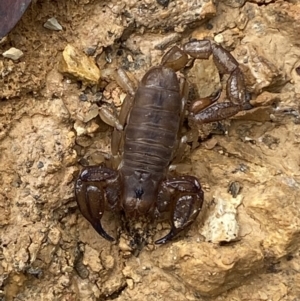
[75,39,251,245]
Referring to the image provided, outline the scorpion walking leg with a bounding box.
[111,69,136,156]
[75,165,121,241]
[183,40,252,124]
[155,176,204,244]
[111,93,134,155]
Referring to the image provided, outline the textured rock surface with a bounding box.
[1,1,300,301]
[58,44,101,85]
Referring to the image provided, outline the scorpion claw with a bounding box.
[75,166,121,242]
[155,229,178,244]
[155,176,204,244]
[93,222,115,242]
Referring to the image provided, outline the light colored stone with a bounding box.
[43,17,63,31]
[48,227,61,245]
[2,47,24,60]
[214,33,224,44]
[74,120,87,136]
[201,190,242,243]
[82,245,103,273]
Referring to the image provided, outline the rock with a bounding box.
[201,190,242,243]
[82,104,99,123]
[48,227,61,245]
[246,181,300,258]
[82,245,103,273]
[214,33,224,44]
[153,241,264,296]
[235,43,286,93]
[74,120,87,136]
[58,44,101,85]
[187,56,221,99]
[2,47,24,60]
[128,0,216,32]
[43,17,63,31]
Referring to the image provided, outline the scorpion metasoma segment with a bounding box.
[75,39,251,244]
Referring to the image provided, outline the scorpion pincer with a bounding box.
[75,39,251,244]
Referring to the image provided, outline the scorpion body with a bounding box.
[75,39,251,244]
[121,67,183,218]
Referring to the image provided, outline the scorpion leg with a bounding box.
[161,45,189,71]
[110,92,135,169]
[155,176,204,244]
[183,40,252,124]
[75,165,121,241]
[99,69,136,169]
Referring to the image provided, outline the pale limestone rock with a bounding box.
[43,17,63,31]
[201,190,242,243]
[2,47,24,60]
[235,43,285,93]
[74,120,87,136]
[127,0,216,31]
[214,33,224,44]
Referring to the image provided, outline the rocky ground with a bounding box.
[1,0,300,300]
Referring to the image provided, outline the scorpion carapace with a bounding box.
[75,39,251,244]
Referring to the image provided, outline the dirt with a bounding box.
[1,0,300,300]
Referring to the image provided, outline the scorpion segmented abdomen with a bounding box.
[121,67,182,179]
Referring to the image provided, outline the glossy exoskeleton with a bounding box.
[75,39,251,244]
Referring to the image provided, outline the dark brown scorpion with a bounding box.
[75,39,251,245]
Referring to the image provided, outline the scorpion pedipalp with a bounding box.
[155,176,204,244]
[183,39,253,124]
[75,165,122,242]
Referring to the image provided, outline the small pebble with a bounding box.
[2,47,24,60]
[79,94,88,102]
[119,236,132,252]
[156,223,163,231]
[157,0,169,7]
[37,161,44,169]
[126,279,134,290]
[214,34,224,44]
[44,17,63,31]
[84,46,97,56]
[206,23,213,30]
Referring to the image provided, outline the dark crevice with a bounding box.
[253,0,277,6]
